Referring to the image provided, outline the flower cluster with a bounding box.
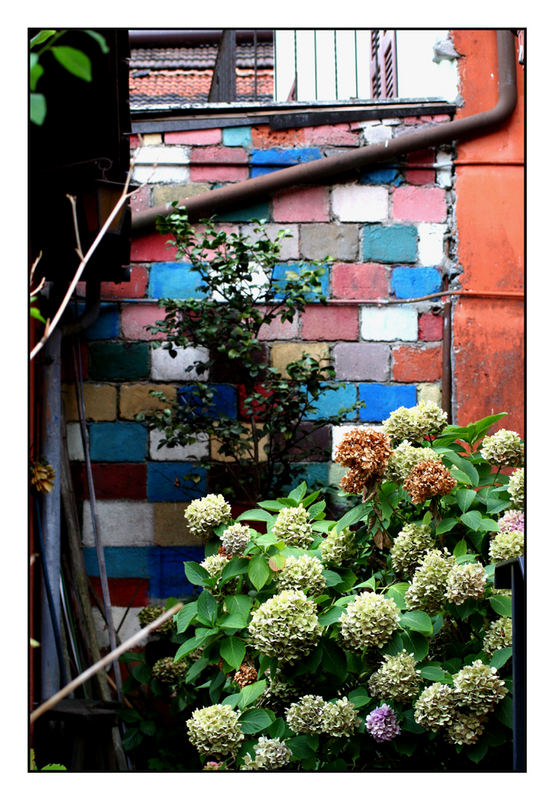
[384,440,441,484]
[200,553,230,581]
[445,712,488,746]
[489,530,524,563]
[241,737,292,771]
[507,468,524,509]
[186,704,244,757]
[339,592,399,652]
[319,527,357,568]
[445,562,487,605]
[368,650,421,704]
[285,694,328,734]
[365,704,402,743]
[480,429,524,467]
[275,554,326,596]
[452,659,507,714]
[31,460,55,494]
[405,549,457,612]
[498,510,524,535]
[220,522,251,557]
[483,617,513,656]
[152,656,188,684]
[233,663,258,688]
[271,506,314,548]
[335,429,393,496]
[383,401,448,445]
[323,698,360,737]
[414,683,456,731]
[403,460,457,505]
[390,522,434,576]
[184,494,232,541]
[248,590,322,663]
[137,605,176,635]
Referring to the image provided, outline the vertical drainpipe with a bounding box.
[39,327,63,701]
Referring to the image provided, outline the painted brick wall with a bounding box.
[68,114,454,629]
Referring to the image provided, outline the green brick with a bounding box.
[88,342,149,381]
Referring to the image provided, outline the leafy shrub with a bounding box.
[121,407,524,771]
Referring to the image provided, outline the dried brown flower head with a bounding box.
[339,467,369,495]
[31,461,55,494]
[335,429,393,476]
[403,459,457,504]
[233,663,258,688]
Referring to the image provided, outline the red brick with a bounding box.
[272,185,329,222]
[165,129,222,145]
[190,146,248,164]
[129,184,151,214]
[100,267,148,299]
[392,186,447,223]
[190,165,249,183]
[89,577,149,607]
[303,124,359,146]
[237,383,274,421]
[392,344,443,382]
[258,309,299,340]
[131,232,178,262]
[331,263,388,300]
[405,148,436,185]
[251,125,306,148]
[71,463,147,500]
[418,313,443,341]
[120,304,167,340]
[301,305,359,341]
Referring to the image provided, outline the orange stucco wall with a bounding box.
[450,30,524,435]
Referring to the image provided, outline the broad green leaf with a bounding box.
[301,489,322,507]
[453,538,468,558]
[196,590,218,626]
[30,93,47,125]
[308,500,326,519]
[419,665,452,683]
[486,498,510,515]
[236,508,275,523]
[276,497,299,507]
[318,605,346,626]
[321,640,347,680]
[219,636,246,671]
[176,601,197,634]
[400,610,433,636]
[489,647,512,669]
[51,46,92,81]
[347,687,371,709]
[238,679,267,709]
[489,595,512,617]
[466,739,489,764]
[30,58,44,91]
[393,738,417,756]
[472,412,508,442]
[132,663,151,685]
[479,518,500,532]
[436,517,458,535]
[238,708,273,735]
[184,561,211,586]
[386,582,409,610]
[224,594,252,619]
[220,557,249,585]
[288,481,307,502]
[83,29,109,53]
[221,692,241,709]
[380,631,405,657]
[257,500,285,511]
[287,734,318,759]
[248,555,271,590]
[460,510,483,531]
[219,613,248,630]
[457,488,477,513]
[185,657,209,683]
[30,29,57,48]
[334,502,371,534]
[496,695,513,728]
[443,452,479,486]
[353,576,376,591]
[322,569,343,587]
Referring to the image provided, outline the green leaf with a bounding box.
[287,734,319,760]
[176,602,197,634]
[186,657,209,683]
[288,481,307,502]
[221,692,241,709]
[472,412,508,443]
[496,695,513,728]
[219,637,246,671]
[419,665,452,683]
[318,605,346,626]
[257,500,285,511]
[132,663,151,685]
[386,582,409,610]
[321,640,347,680]
[489,647,512,669]
[30,56,44,91]
[41,763,67,771]
[400,610,433,636]
[453,538,468,558]
[238,708,273,735]
[184,561,211,586]
[236,508,275,523]
[334,502,371,534]
[380,631,405,657]
[308,500,326,519]
[224,594,252,619]
[460,510,483,532]
[140,719,156,737]
[30,29,57,48]
[51,46,92,81]
[442,452,479,486]
[479,518,500,532]
[347,687,371,709]
[238,679,267,710]
[30,93,47,125]
[301,489,322,507]
[489,595,512,617]
[248,554,271,590]
[197,590,218,626]
[83,29,109,53]
[400,630,429,661]
[30,306,47,323]
[220,557,250,585]
[322,569,343,587]
[456,488,477,513]
[466,739,489,763]
[436,517,458,535]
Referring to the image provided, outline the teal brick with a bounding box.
[216,200,270,222]
[362,224,418,263]
[281,463,330,493]
[223,126,252,147]
[89,422,147,462]
[305,382,358,421]
[148,262,207,299]
[88,342,149,380]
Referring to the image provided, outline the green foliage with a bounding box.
[139,210,363,500]
[120,413,522,771]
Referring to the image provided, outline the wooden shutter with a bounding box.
[370,30,397,99]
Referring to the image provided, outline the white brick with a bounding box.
[150,429,209,461]
[133,146,190,165]
[417,383,442,406]
[436,150,453,188]
[358,122,393,145]
[360,306,418,341]
[211,262,269,303]
[417,223,447,267]
[240,223,300,260]
[151,345,209,381]
[92,607,142,650]
[331,424,384,459]
[331,184,389,222]
[66,422,85,461]
[132,164,190,184]
[82,500,154,547]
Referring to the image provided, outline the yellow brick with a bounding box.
[119,384,177,419]
[142,133,163,146]
[153,502,205,546]
[62,383,117,421]
[210,425,269,462]
[270,342,330,377]
[417,383,442,406]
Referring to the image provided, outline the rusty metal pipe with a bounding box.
[132,30,517,232]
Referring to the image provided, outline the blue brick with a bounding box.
[272,262,329,301]
[148,546,205,598]
[82,303,120,339]
[83,546,150,578]
[362,224,418,263]
[148,262,207,299]
[177,384,237,419]
[223,126,252,147]
[391,267,442,299]
[147,462,207,501]
[251,147,322,177]
[89,422,147,462]
[359,167,402,186]
[358,383,417,422]
[305,382,358,421]
[216,200,270,222]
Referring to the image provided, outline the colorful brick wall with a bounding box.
[66,114,457,640]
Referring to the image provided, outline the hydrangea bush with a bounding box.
[119,406,523,771]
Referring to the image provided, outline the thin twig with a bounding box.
[66,194,84,259]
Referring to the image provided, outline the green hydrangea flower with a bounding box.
[507,468,524,509]
[186,704,244,757]
[275,554,326,596]
[184,494,232,541]
[390,522,434,576]
[322,698,360,737]
[339,592,399,652]
[481,429,524,467]
[240,737,292,771]
[452,659,507,715]
[248,590,322,663]
[368,650,421,703]
[445,562,487,605]
[137,605,176,635]
[200,553,230,580]
[489,530,524,563]
[405,549,456,612]
[286,694,328,734]
[220,522,251,557]
[320,527,357,568]
[383,402,447,445]
[445,712,487,746]
[384,440,441,484]
[272,506,313,548]
[151,656,188,684]
[414,683,456,731]
[483,617,513,656]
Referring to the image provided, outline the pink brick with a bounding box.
[301,305,359,341]
[189,165,248,182]
[272,186,330,223]
[131,232,178,262]
[331,263,388,300]
[129,185,150,213]
[120,304,167,340]
[303,124,359,146]
[418,313,443,341]
[405,149,435,186]
[432,114,451,123]
[100,267,149,299]
[190,146,248,164]
[165,129,222,145]
[129,134,141,148]
[258,310,299,340]
[392,186,447,223]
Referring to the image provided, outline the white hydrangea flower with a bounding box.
[248,590,323,663]
[184,494,232,541]
[339,592,399,652]
[275,554,326,596]
[271,506,313,548]
[186,704,244,756]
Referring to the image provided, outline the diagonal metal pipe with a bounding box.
[132,29,518,232]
